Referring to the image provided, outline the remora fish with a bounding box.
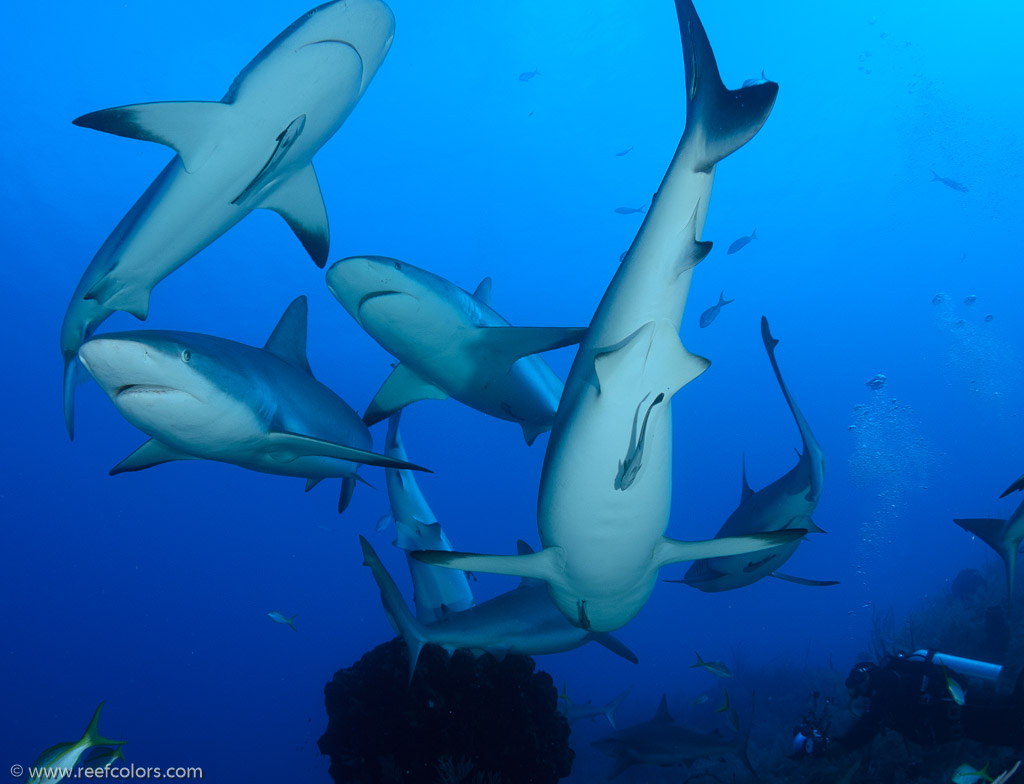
[61,0,395,439]
[28,703,124,784]
[326,259,583,444]
[414,0,796,632]
[360,536,638,682]
[671,317,835,592]
[381,412,474,622]
[954,494,1024,611]
[592,694,755,780]
[698,290,734,328]
[77,297,426,512]
[559,683,633,729]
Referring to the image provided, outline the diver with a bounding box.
[793,650,1024,756]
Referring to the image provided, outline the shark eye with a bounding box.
[181,349,192,363]
[393,261,402,270]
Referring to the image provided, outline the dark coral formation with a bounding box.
[319,638,574,783]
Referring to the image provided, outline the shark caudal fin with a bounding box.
[737,692,757,778]
[603,686,633,729]
[359,536,429,683]
[677,0,779,173]
[954,518,1017,610]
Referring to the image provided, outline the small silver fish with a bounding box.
[727,228,757,254]
[742,69,767,87]
[519,68,539,82]
[699,291,735,328]
[268,611,297,631]
[614,205,647,215]
[690,651,732,678]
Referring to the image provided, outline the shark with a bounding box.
[359,536,638,683]
[592,694,755,780]
[954,494,1024,611]
[412,0,799,632]
[1001,474,1024,498]
[325,257,584,444]
[669,317,836,592]
[61,0,396,439]
[77,297,426,512]
[379,411,475,622]
[559,684,633,729]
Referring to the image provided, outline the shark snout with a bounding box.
[78,337,172,397]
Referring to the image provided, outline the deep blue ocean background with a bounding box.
[3,0,1022,780]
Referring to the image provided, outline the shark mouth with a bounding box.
[357,290,403,310]
[116,384,188,398]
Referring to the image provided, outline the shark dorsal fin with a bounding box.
[740,454,754,502]
[654,694,673,722]
[264,297,312,375]
[473,277,493,305]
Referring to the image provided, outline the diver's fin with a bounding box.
[770,572,839,587]
[109,439,197,475]
[265,430,430,473]
[256,163,330,268]
[676,0,779,173]
[359,536,428,683]
[72,101,230,173]
[363,364,449,427]
[338,477,357,514]
[264,296,313,375]
[655,529,805,568]
[473,276,493,305]
[411,544,562,582]
[588,633,639,665]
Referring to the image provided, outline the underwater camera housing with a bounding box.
[791,690,833,757]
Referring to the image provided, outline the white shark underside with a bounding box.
[381,412,474,622]
[414,0,795,632]
[61,0,395,439]
[360,537,637,682]
[325,257,582,444]
[674,317,835,592]
[77,297,425,512]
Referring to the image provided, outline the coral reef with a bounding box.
[318,638,573,783]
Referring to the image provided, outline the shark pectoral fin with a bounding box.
[770,572,839,587]
[338,477,357,514]
[109,439,197,475]
[606,755,636,781]
[363,364,448,426]
[1002,474,1024,497]
[73,101,230,173]
[953,518,1008,553]
[264,297,313,374]
[488,647,511,663]
[473,276,493,305]
[655,529,806,568]
[359,536,427,683]
[593,322,656,394]
[473,326,587,374]
[265,430,431,473]
[792,516,826,535]
[588,632,639,665]
[411,546,563,582]
[84,275,152,320]
[256,164,330,268]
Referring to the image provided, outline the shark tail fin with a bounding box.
[751,228,758,240]
[954,518,1016,611]
[930,170,941,181]
[677,0,779,173]
[63,352,84,441]
[603,686,633,729]
[359,536,428,683]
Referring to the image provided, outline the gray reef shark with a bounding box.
[326,257,583,444]
[670,317,835,592]
[61,0,395,439]
[954,494,1024,611]
[559,684,632,729]
[380,411,474,622]
[413,0,799,632]
[592,694,755,780]
[359,536,638,682]
[77,297,425,512]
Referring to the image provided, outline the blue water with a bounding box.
[3,0,1022,780]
